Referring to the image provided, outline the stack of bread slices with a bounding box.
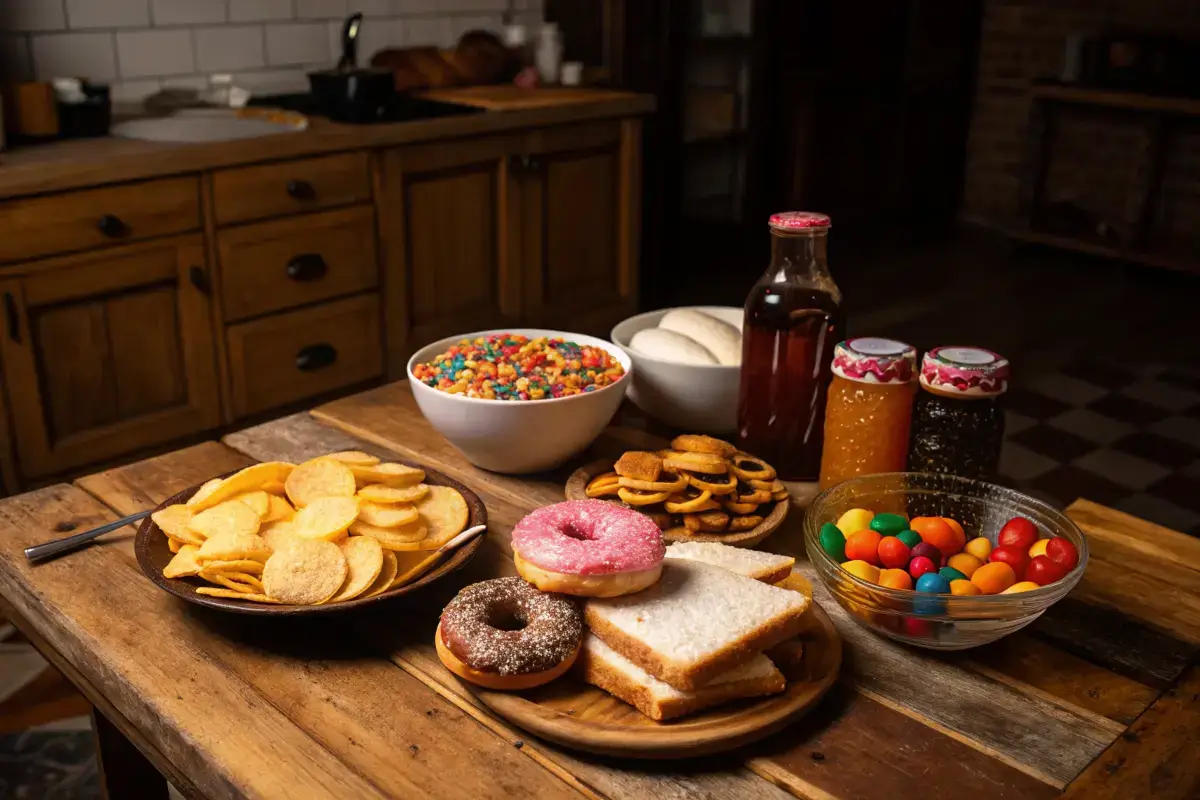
[578,541,809,721]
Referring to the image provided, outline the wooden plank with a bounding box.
[245,405,1118,791]
[1061,664,1200,799]
[1072,556,1200,644]
[71,442,590,800]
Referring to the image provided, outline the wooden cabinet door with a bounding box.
[378,135,522,377]
[0,238,221,477]
[517,120,641,333]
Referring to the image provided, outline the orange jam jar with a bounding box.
[818,338,918,490]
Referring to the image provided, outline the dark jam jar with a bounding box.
[906,346,1009,481]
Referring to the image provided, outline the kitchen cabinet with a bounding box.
[0,238,221,477]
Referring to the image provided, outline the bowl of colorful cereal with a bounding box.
[408,330,631,474]
[804,472,1087,650]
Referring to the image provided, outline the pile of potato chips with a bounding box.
[153,451,471,605]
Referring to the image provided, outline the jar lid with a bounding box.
[920,346,1010,397]
[831,338,917,384]
[769,211,831,231]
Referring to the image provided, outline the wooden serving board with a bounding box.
[566,458,789,548]
[461,599,841,758]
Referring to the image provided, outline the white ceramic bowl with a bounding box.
[407,329,632,474]
[610,306,742,435]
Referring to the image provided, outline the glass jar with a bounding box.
[736,211,844,481]
[819,338,918,489]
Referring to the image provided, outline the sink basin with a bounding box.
[111,109,307,143]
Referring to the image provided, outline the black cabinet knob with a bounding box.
[97,214,130,238]
[295,343,338,372]
[285,253,328,282]
[286,180,316,201]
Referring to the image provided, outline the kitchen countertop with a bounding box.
[0,87,654,200]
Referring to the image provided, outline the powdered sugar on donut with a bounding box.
[512,500,665,576]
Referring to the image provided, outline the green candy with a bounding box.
[870,513,909,537]
[895,529,922,549]
[939,566,968,583]
[819,522,846,562]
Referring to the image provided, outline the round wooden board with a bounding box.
[464,600,841,758]
[565,458,789,548]
[134,461,487,616]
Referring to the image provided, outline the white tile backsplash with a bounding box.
[230,0,295,23]
[117,28,194,77]
[297,0,347,19]
[234,67,311,93]
[67,0,151,30]
[195,25,266,72]
[151,0,227,26]
[0,0,68,32]
[403,16,454,47]
[110,78,162,106]
[31,32,118,80]
[266,22,330,66]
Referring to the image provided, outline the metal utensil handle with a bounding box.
[339,12,364,70]
[24,509,152,563]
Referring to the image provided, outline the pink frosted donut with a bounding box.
[512,500,665,598]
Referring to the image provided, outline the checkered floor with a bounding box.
[999,360,1200,537]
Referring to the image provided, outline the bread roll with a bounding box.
[630,329,718,365]
[658,309,742,366]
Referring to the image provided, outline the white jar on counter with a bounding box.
[535,23,563,85]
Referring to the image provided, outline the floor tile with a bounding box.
[1111,431,1199,469]
[998,441,1059,482]
[1024,373,1108,406]
[1005,387,1071,420]
[1003,410,1037,436]
[1011,424,1095,462]
[1031,465,1129,508]
[1115,493,1200,534]
[1087,394,1171,428]
[1121,380,1200,413]
[1147,473,1200,514]
[1073,448,1172,491]
[1047,407,1136,445]
[1149,415,1200,448]
[1060,359,1140,389]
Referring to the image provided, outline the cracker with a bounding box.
[671,434,736,458]
[356,483,429,504]
[292,496,360,541]
[195,529,271,563]
[584,473,621,498]
[188,500,261,541]
[285,457,356,508]
[729,514,764,532]
[328,536,384,603]
[357,501,419,528]
[614,451,662,482]
[262,539,347,605]
[683,511,730,532]
[617,487,671,506]
[664,451,727,475]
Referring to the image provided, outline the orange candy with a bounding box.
[1028,539,1050,558]
[879,568,913,591]
[971,561,1017,595]
[844,529,883,566]
[941,517,967,553]
[841,560,881,584]
[911,517,960,558]
[950,579,981,596]
[1002,581,1041,594]
[947,552,984,578]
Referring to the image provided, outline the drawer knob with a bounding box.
[286,179,316,201]
[296,343,338,372]
[97,214,130,238]
[286,253,328,282]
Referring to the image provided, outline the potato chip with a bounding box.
[285,458,356,508]
[262,539,347,604]
[328,536,384,603]
[163,545,202,578]
[261,480,287,495]
[188,500,261,541]
[196,530,271,564]
[152,504,203,545]
[187,462,295,511]
[196,587,280,603]
[200,570,264,593]
[349,521,428,550]
[390,550,443,589]
[356,501,419,529]
[202,559,265,576]
[260,520,300,552]
[362,550,399,597]
[327,450,381,467]
[262,494,295,523]
[357,483,429,505]
[347,463,424,489]
[292,496,360,541]
[186,478,224,508]
[167,537,184,554]
[414,486,469,547]
[231,490,270,518]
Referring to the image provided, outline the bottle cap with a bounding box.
[769,211,831,231]
[920,346,1010,397]
[831,338,917,384]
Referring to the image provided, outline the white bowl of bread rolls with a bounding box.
[611,306,743,435]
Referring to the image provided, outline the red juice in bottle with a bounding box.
[737,212,844,481]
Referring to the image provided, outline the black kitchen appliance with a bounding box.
[307,13,397,123]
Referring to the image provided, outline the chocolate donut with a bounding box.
[439,577,582,683]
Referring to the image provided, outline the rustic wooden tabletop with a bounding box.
[0,381,1196,800]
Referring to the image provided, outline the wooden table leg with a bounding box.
[91,706,170,800]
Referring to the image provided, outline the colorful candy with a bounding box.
[989,545,1030,581]
[879,568,913,590]
[895,529,922,549]
[836,508,875,536]
[1028,538,1050,558]
[877,536,911,570]
[965,536,993,561]
[1002,581,1041,594]
[869,513,908,536]
[1026,554,1068,586]
[971,561,1016,595]
[412,334,625,400]
[845,530,883,565]
[938,566,968,583]
[998,517,1038,550]
[819,522,847,562]
[946,552,983,578]
[916,573,951,594]
[910,541,944,568]
[842,560,880,584]
[1045,537,1079,570]
[950,579,981,596]
[908,556,938,580]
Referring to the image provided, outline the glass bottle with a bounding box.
[819,338,918,489]
[907,346,1010,481]
[737,211,844,481]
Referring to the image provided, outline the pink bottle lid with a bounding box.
[769,211,831,230]
[920,346,1010,397]
[831,338,917,384]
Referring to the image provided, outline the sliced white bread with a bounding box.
[584,559,810,691]
[665,542,795,584]
[579,632,786,721]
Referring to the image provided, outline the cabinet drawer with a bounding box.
[218,207,378,322]
[212,152,371,225]
[0,177,200,264]
[226,293,382,417]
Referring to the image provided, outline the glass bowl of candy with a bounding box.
[804,472,1087,650]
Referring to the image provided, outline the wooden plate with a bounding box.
[463,600,841,758]
[134,462,486,616]
[565,458,789,548]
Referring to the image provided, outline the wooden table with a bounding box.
[1,381,1197,800]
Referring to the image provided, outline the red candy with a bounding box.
[908,556,938,580]
[845,530,884,566]
[989,545,1030,580]
[998,517,1038,550]
[877,537,912,570]
[903,617,933,637]
[1026,555,1068,586]
[910,542,944,568]
[1045,537,1079,571]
